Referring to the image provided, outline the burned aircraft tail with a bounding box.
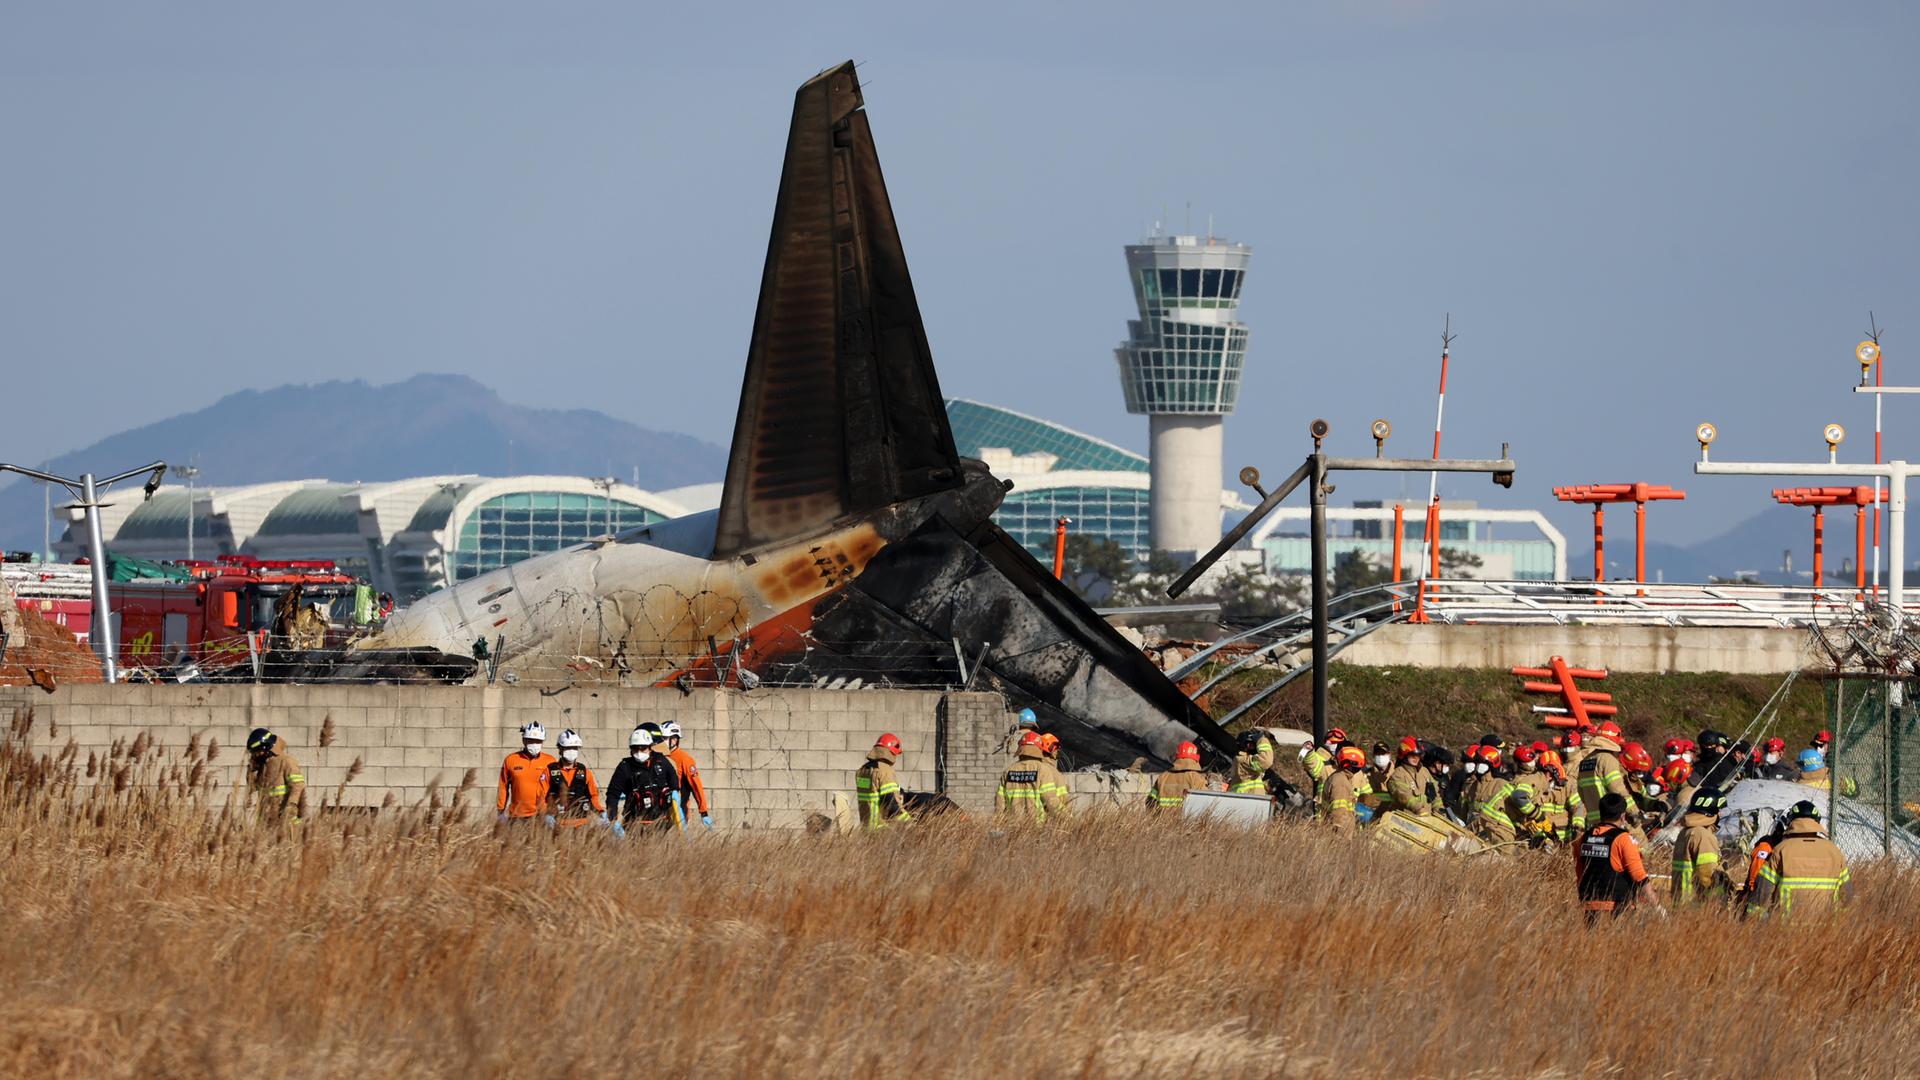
[698,61,1232,765]
[714,61,963,560]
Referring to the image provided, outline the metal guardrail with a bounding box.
[1414,579,1912,629]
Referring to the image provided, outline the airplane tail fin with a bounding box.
[713,61,962,559]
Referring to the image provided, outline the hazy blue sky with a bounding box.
[2,2,1916,550]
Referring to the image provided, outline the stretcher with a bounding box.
[1369,810,1485,854]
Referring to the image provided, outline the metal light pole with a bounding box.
[175,464,201,561]
[1170,419,1516,742]
[1692,423,1910,618]
[0,461,167,682]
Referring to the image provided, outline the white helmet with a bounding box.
[557,729,582,750]
[661,721,682,740]
[628,726,654,748]
[519,722,546,742]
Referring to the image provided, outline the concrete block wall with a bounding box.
[0,683,1013,830]
[1336,623,1815,675]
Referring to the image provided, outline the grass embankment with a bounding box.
[4,715,1918,1077]
[1212,664,1830,751]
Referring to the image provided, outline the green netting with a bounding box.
[106,553,197,583]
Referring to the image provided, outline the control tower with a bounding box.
[1114,233,1251,559]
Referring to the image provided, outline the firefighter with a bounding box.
[1321,745,1369,831]
[1384,737,1436,816]
[1365,741,1395,805]
[496,722,555,824]
[660,721,713,828]
[1036,733,1072,813]
[1510,743,1553,836]
[1576,721,1633,834]
[1753,737,1795,780]
[544,729,605,829]
[1741,816,1789,901]
[1746,800,1852,920]
[1468,746,1536,846]
[1231,729,1274,796]
[1015,707,1039,738]
[1692,728,1739,792]
[1148,741,1208,810]
[1671,786,1731,906]
[1300,727,1345,803]
[1556,729,1587,776]
[999,731,1067,824]
[244,727,305,825]
[1426,745,1466,820]
[1539,748,1578,842]
[851,732,911,831]
[607,727,683,835]
[1797,746,1832,787]
[1575,793,1659,922]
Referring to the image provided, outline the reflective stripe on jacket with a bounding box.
[1671,814,1725,904]
[855,750,911,830]
[1745,819,1851,918]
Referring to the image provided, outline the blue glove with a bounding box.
[700,814,713,828]
[612,821,626,839]
[543,815,556,829]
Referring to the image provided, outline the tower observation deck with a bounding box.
[1114,233,1251,558]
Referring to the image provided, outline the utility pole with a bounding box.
[176,463,202,561]
[1170,419,1515,742]
[0,460,167,682]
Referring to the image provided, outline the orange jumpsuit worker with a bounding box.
[661,721,713,828]
[498,721,557,823]
[545,728,605,828]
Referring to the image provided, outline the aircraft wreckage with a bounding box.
[367,61,1234,766]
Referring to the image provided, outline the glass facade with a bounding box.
[946,399,1148,473]
[1115,236,1252,416]
[449,492,667,582]
[998,485,1153,562]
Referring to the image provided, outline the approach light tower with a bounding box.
[1115,231,1251,559]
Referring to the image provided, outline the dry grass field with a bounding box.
[4,717,1918,1079]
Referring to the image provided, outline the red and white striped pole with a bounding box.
[1413,317,1452,622]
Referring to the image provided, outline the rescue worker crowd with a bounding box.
[1207,721,1853,919]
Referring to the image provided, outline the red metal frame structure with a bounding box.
[1051,517,1070,579]
[1771,486,1886,590]
[1512,656,1616,729]
[1552,483,1686,589]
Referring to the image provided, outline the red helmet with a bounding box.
[1514,744,1538,764]
[877,733,904,754]
[1620,742,1654,773]
[1018,731,1044,748]
[1479,745,1502,768]
[1337,745,1366,769]
[1037,733,1061,755]
[1399,736,1421,757]
[1813,729,1832,748]
[1175,741,1200,763]
[1679,738,1697,754]
[1765,737,1786,754]
[1563,730,1583,748]
[1663,738,1686,757]
[1530,740,1549,755]
[1594,721,1623,741]
[1661,759,1692,787]
[1326,727,1348,744]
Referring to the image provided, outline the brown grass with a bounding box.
[2,724,1917,1079]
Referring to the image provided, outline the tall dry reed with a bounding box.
[1,722,1915,1079]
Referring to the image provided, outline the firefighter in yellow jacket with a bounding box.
[1575,721,1633,833]
[854,733,912,830]
[1148,741,1209,810]
[1231,729,1274,795]
[245,727,305,825]
[999,731,1069,823]
[1383,736,1436,816]
[1671,786,1731,905]
[1300,726,1346,804]
[1747,800,1852,920]
[1321,745,1370,830]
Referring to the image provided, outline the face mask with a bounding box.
[1682,752,1694,764]
[1473,762,1487,775]
[1765,752,1780,765]
[1665,754,1679,763]
[1647,782,1663,796]
[561,749,579,763]
[524,743,543,756]
[632,749,650,762]
[1373,754,1391,769]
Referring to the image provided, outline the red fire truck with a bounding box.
[6,555,365,671]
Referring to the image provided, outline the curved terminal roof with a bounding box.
[112,491,198,541]
[945,399,1147,474]
[255,485,363,537]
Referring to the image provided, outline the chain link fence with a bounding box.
[1824,675,1920,860]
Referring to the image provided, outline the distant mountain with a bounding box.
[0,374,726,550]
